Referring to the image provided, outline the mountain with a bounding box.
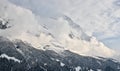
[0,37,120,71]
[0,0,120,71]
[0,0,116,57]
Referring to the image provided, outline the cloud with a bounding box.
[9,0,120,40]
[0,0,40,37]
[0,0,46,47]
[50,17,115,57]
[0,0,118,58]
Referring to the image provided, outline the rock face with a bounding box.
[0,37,120,71]
[0,18,11,29]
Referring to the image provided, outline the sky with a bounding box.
[8,0,120,50]
[102,37,120,50]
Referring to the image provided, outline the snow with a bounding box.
[97,60,102,65]
[97,69,102,71]
[50,57,55,61]
[44,63,47,66]
[112,59,120,63]
[16,49,24,55]
[88,69,94,71]
[75,66,81,71]
[60,62,65,67]
[40,66,47,71]
[0,18,6,25]
[56,59,60,62]
[0,54,21,63]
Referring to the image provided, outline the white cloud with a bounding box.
[9,0,120,39]
[0,0,41,38]
[0,0,119,58]
[0,0,57,50]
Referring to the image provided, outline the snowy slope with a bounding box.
[0,37,120,71]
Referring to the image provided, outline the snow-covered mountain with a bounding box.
[0,0,120,71]
[0,36,120,71]
[0,0,116,57]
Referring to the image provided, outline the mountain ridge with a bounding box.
[0,36,120,71]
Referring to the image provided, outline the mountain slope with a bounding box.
[0,37,120,71]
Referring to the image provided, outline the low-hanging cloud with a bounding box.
[0,0,119,58]
[9,0,120,40]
